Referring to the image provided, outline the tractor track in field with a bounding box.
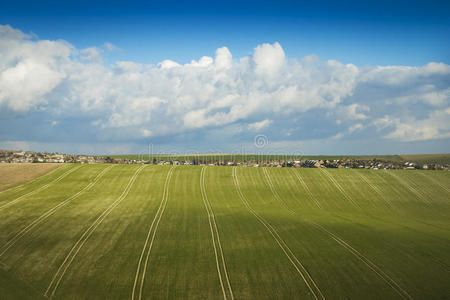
[375,171,450,228]
[262,168,296,214]
[0,165,82,212]
[416,172,450,195]
[200,166,234,300]
[132,166,175,300]
[273,169,413,299]
[355,171,450,234]
[232,167,325,300]
[45,165,146,298]
[384,171,430,205]
[372,172,412,210]
[354,171,397,211]
[290,169,322,209]
[0,165,115,258]
[307,222,413,300]
[319,169,359,208]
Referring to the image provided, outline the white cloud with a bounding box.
[103,42,118,51]
[252,42,285,76]
[422,62,450,75]
[115,61,142,73]
[337,104,370,121]
[80,47,103,63]
[377,109,450,142]
[0,57,66,111]
[103,96,166,128]
[359,62,450,86]
[391,89,449,107]
[215,47,232,69]
[141,128,152,137]
[157,59,180,69]
[0,24,449,151]
[331,132,344,139]
[187,56,213,67]
[348,123,363,133]
[248,119,273,131]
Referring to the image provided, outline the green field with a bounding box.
[0,164,449,299]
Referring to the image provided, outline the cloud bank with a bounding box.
[0,24,449,154]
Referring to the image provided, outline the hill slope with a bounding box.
[0,163,62,192]
[0,164,448,299]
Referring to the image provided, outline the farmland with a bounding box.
[0,164,449,299]
[0,163,61,192]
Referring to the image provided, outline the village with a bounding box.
[1,149,448,170]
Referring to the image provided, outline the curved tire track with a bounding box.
[45,165,146,298]
[278,168,413,299]
[200,166,234,300]
[0,165,81,212]
[233,167,324,300]
[319,169,359,208]
[131,166,175,300]
[0,165,115,258]
[262,168,295,214]
[290,169,322,209]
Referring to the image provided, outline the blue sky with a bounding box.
[0,0,449,155]
[1,0,449,66]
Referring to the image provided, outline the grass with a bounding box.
[0,164,448,299]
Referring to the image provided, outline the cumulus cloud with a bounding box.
[0,26,73,111]
[215,47,232,69]
[248,119,273,131]
[0,24,449,153]
[80,47,103,63]
[374,108,450,141]
[157,59,181,69]
[253,42,286,77]
[335,104,370,122]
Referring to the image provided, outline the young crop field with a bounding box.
[0,164,449,299]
